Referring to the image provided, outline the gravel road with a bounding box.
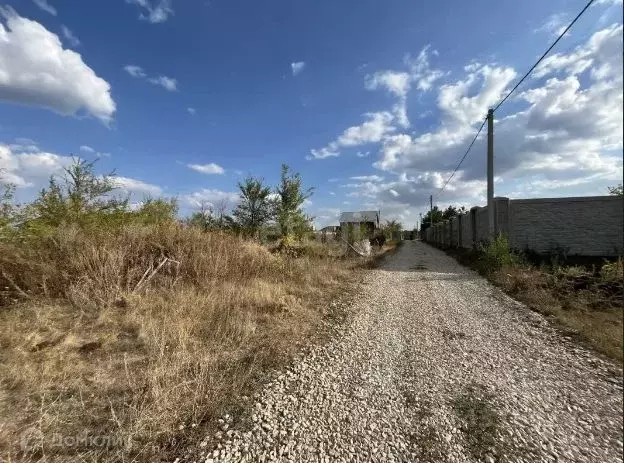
[197,240,623,463]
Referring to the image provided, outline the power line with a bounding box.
[433,0,595,205]
[439,116,487,194]
[493,0,596,112]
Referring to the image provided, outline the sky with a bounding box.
[0,0,622,228]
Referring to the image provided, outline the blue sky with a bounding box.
[1,0,622,227]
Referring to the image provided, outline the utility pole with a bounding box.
[487,108,495,237]
[429,195,433,224]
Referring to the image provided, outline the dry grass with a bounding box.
[492,262,623,363]
[0,224,364,462]
[442,245,623,364]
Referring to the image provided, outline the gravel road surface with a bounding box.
[197,240,623,463]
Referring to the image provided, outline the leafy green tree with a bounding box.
[292,212,315,240]
[442,205,467,221]
[275,164,313,241]
[0,182,16,237]
[421,206,443,231]
[133,197,178,224]
[24,158,127,232]
[608,184,623,196]
[233,176,273,237]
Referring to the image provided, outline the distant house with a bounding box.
[319,225,339,234]
[339,210,381,238]
[316,225,340,241]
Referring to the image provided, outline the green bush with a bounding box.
[478,234,517,273]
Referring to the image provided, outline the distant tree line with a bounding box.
[0,160,314,243]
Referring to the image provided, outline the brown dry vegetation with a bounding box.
[0,223,366,462]
[441,240,623,364]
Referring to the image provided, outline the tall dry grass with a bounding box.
[0,223,359,462]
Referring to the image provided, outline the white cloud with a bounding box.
[126,0,173,23]
[187,107,196,115]
[0,143,71,187]
[291,61,306,76]
[187,163,225,175]
[308,111,396,160]
[404,45,445,92]
[113,176,163,196]
[125,64,178,91]
[338,112,395,146]
[350,175,384,182]
[311,46,446,160]
[148,76,178,91]
[365,71,411,97]
[534,13,568,37]
[0,144,149,197]
[322,24,622,222]
[61,25,79,47]
[356,151,370,158]
[124,65,146,78]
[0,9,116,124]
[535,23,623,80]
[437,64,517,126]
[32,0,56,16]
[79,145,110,158]
[183,188,240,209]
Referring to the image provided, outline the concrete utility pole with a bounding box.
[429,195,433,224]
[487,108,495,237]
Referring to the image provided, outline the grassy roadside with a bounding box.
[432,236,623,365]
[0,225,380,462]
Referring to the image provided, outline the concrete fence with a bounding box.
[424,195,624,257]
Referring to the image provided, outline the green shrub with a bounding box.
[478,234,517,273]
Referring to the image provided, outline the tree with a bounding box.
[383,219,403,240]
[608,184,623,196]
[0,182,16,236]
[275,164,313,241]
[421,206,443,231]
[133,197,178,224]
[25,158,127,230]
[442,205,467,221]
[188,198,233,231]
[233,176,273,237]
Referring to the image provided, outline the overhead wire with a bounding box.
[432,0,596,205]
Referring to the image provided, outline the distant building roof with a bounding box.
[339,210,380,224]
[320,225,339,232]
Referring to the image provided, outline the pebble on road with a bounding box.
[191,240,623,463]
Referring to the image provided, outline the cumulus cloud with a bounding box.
[317,22,623,223]
[0,143,157,199]
[187,163,225,175]
[365,71,411,97]
[61,25,79,46]
[126,0,173,23]
[124,64,178,91]
[291,61,306,76]
[187,107,196,115]
[183,188,240,209]
[0,9,116,124]
[113,176,163,196]
[535,23,623,80]
[311,46,445,160]
[403,45,445,92]
[0,143,71,187]
[32,0,56,16]
[308,112,396,160]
